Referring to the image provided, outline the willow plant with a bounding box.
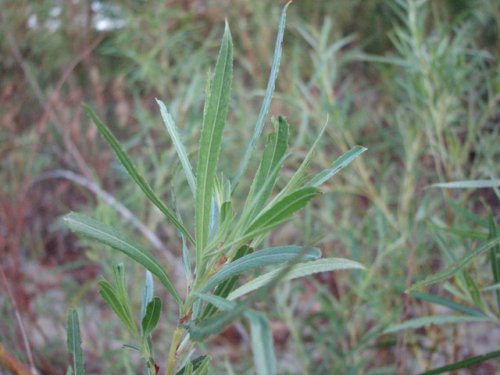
[64,5,366,375]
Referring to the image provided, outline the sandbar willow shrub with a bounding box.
[64,5,366,375]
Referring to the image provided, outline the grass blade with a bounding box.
[383,315,491,334]
[67,309,85,375]
[202,246,321,292]
[419,350,500,375]
[83,103,194,244]
[428,179,500,189]
[141,297,162,338]
[228,258,364,300]
[247,312,276,375]
[233,2,290,187]
[64,212,182,304]
[309,146,367,187]
[408,236,500,292]
[196,22,233,266]
[156,99,196,196]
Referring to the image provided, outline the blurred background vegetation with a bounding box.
[1,0,499,374]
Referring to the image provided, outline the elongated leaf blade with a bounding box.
[383,315,490,334]
[309,146,367,187]
[247,312,277,375]
[247,187,321,234]
[64,213,182,304]
[419,350,500,375]
[67,309,85,375]
[408,236,500,291]
[279,119,328,197]
[409,291,485,317]
[201,246,251,319]
[194,293,236,311]
[428,179,500,189]
[233,2,290,186]
[245,116,289,217]
[98,280,138,336]
[229,258,364,300]
[196,22,233,266]
[83,104,194,244]
[175,356,210,375]
[141,297,162,337]
[156,99,196,196]
[488,217,500,308]
[202,246,321,292]
[140,271,154,321]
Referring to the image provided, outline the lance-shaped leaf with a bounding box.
[309,146,367,187]
[98,279,138,337]
[67,309,85,375]
[407,236,500,292]
[196,22,233,266]
[247,312,276,375]
[246,187,321,234]
[428,179,500,189]
[243,117,289,223]
[64,213,182,304]
[228,258,365,300]
[409,290,485,317]
[233,2,290,187]
[383,315,491,334]
[488,217,500,308]
[156,99,196,196]
[202,246,321,292]
[140,271,154,321]
[201,245,251,320]
[83,104,194,244]
[419,350,500,375]
[141,297,162,338]
[175,356,210,375]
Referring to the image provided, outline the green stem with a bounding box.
[165,327,184,375]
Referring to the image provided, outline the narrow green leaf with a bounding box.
[447,199,488,228]
[233,2,290,187]
[194,293,236,311]
[202,246,321,292]
[187,300,250,341]
[247,312,277,375]
[278,119,328,198]
[83,104,193,244]
[428,179,500,189]
[229,258,364,300]
[67,309,85,375]
[98,280,138,336]
[482,283,500,292]
[201,245,251,319]
[407,236,500,291]
[141,297,162,338]
[156,98,196,196]
[309,146,367,187]
[488,217,500,308]
[409,291,485,317]
[419,350,500,375]
[175,356,210,375]
[383,315,490,334]
[196,22,233,266]
[64,213,182,304]
[140,271,154,321]
[245,116,289,219]
[247,187,321,234]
